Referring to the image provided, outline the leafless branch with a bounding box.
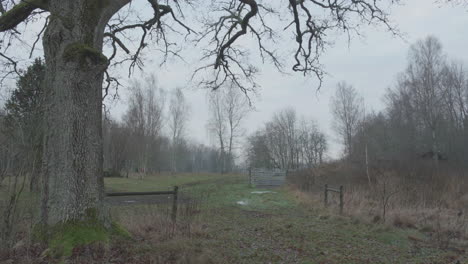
[29,14,48,58]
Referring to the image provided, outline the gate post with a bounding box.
[339,185,344,214]
[172,186,179,222]
[324,184,328,207]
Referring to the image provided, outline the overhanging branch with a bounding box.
[0,1,44,32]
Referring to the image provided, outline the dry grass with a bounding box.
[0,171,38,254]
[0,190,214,263]
[0,211,214,263]
[113,198,205,241]
[1,172,464,263]
[0,200,42,264]
[104,194,226,264]
[288,162,468,250]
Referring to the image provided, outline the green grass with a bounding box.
[1,173,463,263]
[0,176,37,201]
[107,173,464,264]
[104,173,228,192]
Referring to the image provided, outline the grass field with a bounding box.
[104,173,465,264]
[104,173,228,192]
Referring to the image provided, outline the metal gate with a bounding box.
[249,168,286,187]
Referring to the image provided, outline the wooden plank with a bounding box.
[106,191,175,197]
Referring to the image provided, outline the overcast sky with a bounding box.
[2,0,468,159]
[105,0,468,159]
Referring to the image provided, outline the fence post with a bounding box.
[324,184,328,207]
[171,186,179,223]
[339,185,344,214]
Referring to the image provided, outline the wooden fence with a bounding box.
[249,168,286,187]
[324,184,344,214]
[106,186,179,222]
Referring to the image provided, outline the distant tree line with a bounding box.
[103,115,227,176]
[103,76,238,176]
[331,36,468,172]
[1,64,241,188]
[246,108,327,170]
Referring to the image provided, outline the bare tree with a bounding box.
[440,0,468,8]
[168,87,189,174]
[405,36,446,166]
[207,83,250,172]
[246,129,273,169]
[223,84,250,171]
[103,117,131,177]
[207,90,228,173]
[124,75,165,177]
[349,36,468,181]
[331,81,364,158]
[246,108,327,170]
[298,119,327,167]
[270,108,298,170]
[0,0,398,228]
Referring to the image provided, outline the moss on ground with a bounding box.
[48,222,108,258]
[32,208,131,259]
[46,220,129,258]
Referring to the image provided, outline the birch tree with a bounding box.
[223,84,250,171]
[168,87,189,173]
[124,76,165,176]
[207,90,228,173]
[405,36,446,165]
[207,84,249,172]
[331,82,364,158]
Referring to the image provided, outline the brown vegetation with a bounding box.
[288,161,468,250]
[0,197,209,264]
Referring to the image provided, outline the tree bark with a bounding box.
[40,0,118,226]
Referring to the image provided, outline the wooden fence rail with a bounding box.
[106,186,179,222]
[324,184,344,214]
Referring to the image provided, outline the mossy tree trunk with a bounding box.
[40,0,128,227]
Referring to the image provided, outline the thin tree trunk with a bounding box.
[219,133,225,174]
[365,143,371,188]
[228,129,233,173]
[29,146,42,192]
[431,127,439,185]
[171,139,177,174]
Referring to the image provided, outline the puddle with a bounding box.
[124,200,137,203]
[251,191,276,194]
[237,200,248,205]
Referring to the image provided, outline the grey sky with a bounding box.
[2,0,468,159]
[105,0,468,159]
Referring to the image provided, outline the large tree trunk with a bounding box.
[40,0,118,226]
